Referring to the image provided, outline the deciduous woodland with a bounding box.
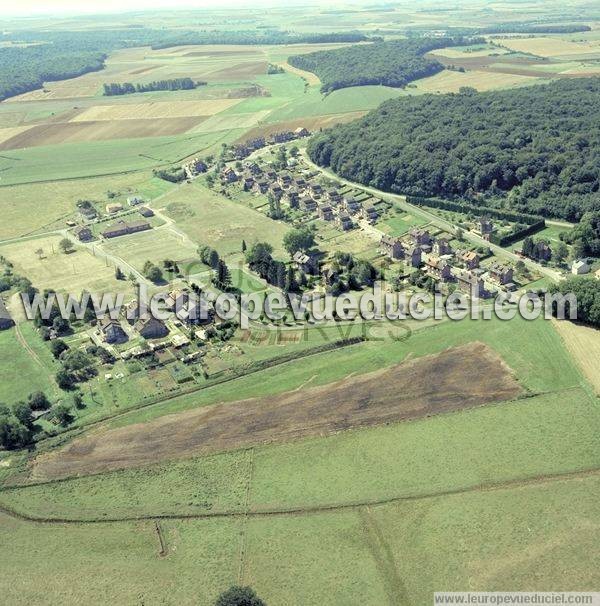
[308,78,600,220]
[288,37,475,92]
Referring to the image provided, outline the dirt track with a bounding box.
[30,342,522,481]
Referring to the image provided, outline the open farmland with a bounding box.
[553,319,600,394]
[27,342,522,480]
[498,36,600,58]
[414,68,544,92]
[0,235,132,295]
[0,172,173,240]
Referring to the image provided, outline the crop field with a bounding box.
[163,181,289,258]
[553,319,600,394]
[498,36,600,58]
[26,342,522,480]
[0,474,597,605]
[0,235,132,295]
[430,44,511,58]
[414,68,544,93]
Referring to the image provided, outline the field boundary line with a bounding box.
[1,465,599,526]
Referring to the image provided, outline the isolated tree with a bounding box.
[72,391,85,410]
[208,249,220,270]
[115,266,124,280]
[283,226,315,256]
[49,339,69,359]
[59,238,75,254]
[143,261,163,283]
[216,259,232,290]
[554,241,568,265]
[215,586,266,606]
[241,239,247,253]
[56,369,74,390]
[53,403,74,427]
[35,248,44,260]
[28,391,50,411]
[13,401,34,430]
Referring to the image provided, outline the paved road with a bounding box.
[301,152,564,283]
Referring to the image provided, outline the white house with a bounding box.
[571,260,590,275]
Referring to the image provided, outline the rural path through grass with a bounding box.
[13,322,56,387]
[1,464,599,525]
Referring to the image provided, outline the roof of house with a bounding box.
[0,298,13,322]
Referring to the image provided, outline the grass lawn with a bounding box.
[0,172,175,241]
[163,180,289,258]
[101,227,199,274]
[0,323,58,404]
[379,210,429,236]
[0,235,131,295]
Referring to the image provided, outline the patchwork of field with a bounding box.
[498,36,600,58]
[0,117,205,150]
[0,235,131,295]
[415,68,544,92]
[71,99,241,122]
[28,342,522,480]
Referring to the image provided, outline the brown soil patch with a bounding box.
[0,117,204,150]
[30,342,521,481]
[206,61,268,81]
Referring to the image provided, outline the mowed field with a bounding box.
[0,172,174,240]
[100,226,199,273]
[27,342,522,480]
[498,36,600,58]
[163,180,289,258]
[0,235,132,295]
[552,319,600,394]
[414,68,543,92]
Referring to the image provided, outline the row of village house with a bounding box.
[380,228,516,298]
[97,288,214,347]
[227,127,310,161]
[221,162,380,230]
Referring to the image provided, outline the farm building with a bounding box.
[73,226,93,242]
[138,206,154,218]
[102,219,151,239]
[456,249,480,269]
[409,228,431,247]
[425,256,452,281]
[0,299,15,331]
[127,197,143,207]
[488,263,514,285]
[106,203,123,214]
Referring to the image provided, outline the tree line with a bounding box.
[308,78,600,220]
[288,37,478,93]
[103,78,205,96]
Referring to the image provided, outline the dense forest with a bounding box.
[0,44,106,101]
[288,37,474,93]
[102,78,204,96]
[0,28,371,101]
[308,78,600,220]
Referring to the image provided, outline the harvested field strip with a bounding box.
[71,99,242,121]
[1,465,599,525]
[0,117,205,150]
[276,61,321,85]
[553,320,600,395]
[29,342,522,480]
